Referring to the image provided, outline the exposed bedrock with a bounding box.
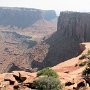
[0,7,57,28]
[32,12,90,68]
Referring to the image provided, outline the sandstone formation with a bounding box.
[1,11,90,73]
[0,7,57,28]
[52,43,90,90]
[0,7,57,73]
[2,11,90,71]
[40,12,90,68]
[0,43,90,90]
[0,71,36,90]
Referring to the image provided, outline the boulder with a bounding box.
[4,73,18,85]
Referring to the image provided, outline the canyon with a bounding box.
[41,11,90,67]
[0,7,57,73]
[31,11,90,69]
[0,7,90,90]
[0,8,90,74]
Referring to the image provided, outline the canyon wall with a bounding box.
[0,7,57,28]
[0,7,57,73]
[34,11,90,68]
[58,12,90,42]
[1,11,90,72]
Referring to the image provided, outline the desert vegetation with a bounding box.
[37,67,58,78]
[82,56,90,76]
[33,67,62,90]
[79,50,90,60]
[78,50,90,67]
[33,76,62,90]
[79,61,87,66]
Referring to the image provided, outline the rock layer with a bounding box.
[39,12,90,68]
[1,11,90,72]
[0,7,57,28]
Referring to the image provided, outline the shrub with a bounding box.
[79,54,87,60]
[33,77,62,90]
[82,60,90,76]
[79,61,87,67]
[87,60,90,67]
[37,67,58,78]
[82,67,90,75]
[87,50,90,55]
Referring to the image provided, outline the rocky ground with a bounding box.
[0,42,90,90]
[52,42,90,90]
[0,71,37,90]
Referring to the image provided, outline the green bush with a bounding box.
[87,60,90,67]
[87,50,90,55]
[33,77,62,90]
[37,67,58,78]
[82,67,90,75]
[82,59,90,76]
[79,61,87,66]
[79,54,87,60]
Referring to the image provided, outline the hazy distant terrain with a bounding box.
[0,7,57,73]
[0,7,57,42]
[0,7,57,28]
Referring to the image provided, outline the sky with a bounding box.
[0,0,90,14]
